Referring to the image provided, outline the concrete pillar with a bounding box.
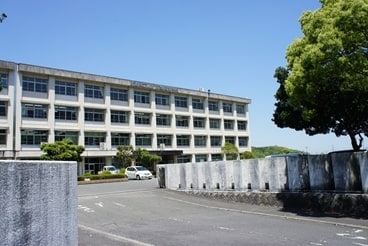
[330,151,362,192]
[0,161,78,246]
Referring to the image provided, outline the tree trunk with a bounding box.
[349,133,362,151]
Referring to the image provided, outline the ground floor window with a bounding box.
[195,154,207,162]
[0,129,6,145]
[211,154,223,161]
[84,157,105,174]
[177,154,191,163]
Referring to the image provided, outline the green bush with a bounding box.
[119,168,125,175]
[99,170,112,175]
[77,174,126,181]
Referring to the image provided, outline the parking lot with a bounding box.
[78,179,368,246]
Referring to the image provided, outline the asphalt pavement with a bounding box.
[78,179,368,246]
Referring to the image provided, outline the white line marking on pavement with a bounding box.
[164,196,368,230]
[79,224,155,246]
[95,202,104,208]
[113,202,126,208]
[78,205,95,213]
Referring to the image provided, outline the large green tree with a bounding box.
[40,139,85,161]
[273,0,368,151]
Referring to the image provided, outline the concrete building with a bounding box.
[0,60,251,174]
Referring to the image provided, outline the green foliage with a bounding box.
[275,0,368,151]
[221,142,239,160]
[116,146,161,170]
[135,148,162,171]
[119,168,125,175]
[116,145,135,168]
[251,146,303,158]
[78,174,126,181]
[241,151,255,159]
[40,139,85,161]
[99,170,111,175]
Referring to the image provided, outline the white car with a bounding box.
[125,166,153,180]
[98,166,118,174]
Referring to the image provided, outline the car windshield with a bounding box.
[107,167,116,171]
[136,166,147,171]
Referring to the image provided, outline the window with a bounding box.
[156,114,171,126]
[111,110,129,123]
[134,91,150,104]
[225,136,235,145]
[55,131,78,144]
[176,115,189,127]
[85,84,103,99]
[110,88,128,101]
[157,134,172,147]
[237,121,247,131]
[195,154,207,162]
[22,76,48,93]
[22,104,48,119]
[55,80,77,96]
[236,104,246,114]
[0,73,8,89]
[211,154,222,161]
[223,102,233,113]
[194,136,206,147]
[0,101,7,116]
[135,134,152,146]
[224,119,234,130]
[177,155,191,163]
[210,136,222,147]
[239,137,249,147]
[208,101,219,111]
[0,129,6,145]
[209,119,220,129]
[85,108,104,122]
[21,130,48,145]
[192,98,203,110]
[111,133,130,146]
[135,112,151,125]
[177,135,190,147]
[85,132,105,146]
[193,117,205,128]
[155,94,170,106]
[55,106,77,120]
[175,96,187,108]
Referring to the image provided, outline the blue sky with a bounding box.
[1,0,359,153]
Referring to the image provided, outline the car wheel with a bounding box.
[136,175,141,180]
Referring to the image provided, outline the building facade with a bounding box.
[0,60,251,174]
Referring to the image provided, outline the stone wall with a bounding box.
[158,151,368,193]
[0,161,78,246]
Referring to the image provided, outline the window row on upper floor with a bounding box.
[9,129,249,148]
[16,103,248,131]
[15,75,247,114]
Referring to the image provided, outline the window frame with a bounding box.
[84,84,104,99]
[55,80,77,96]
[22,76,48,93]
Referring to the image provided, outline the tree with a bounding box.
[221,142,239,160]
[274,0,368,151]
[40,139,85,161]
[135,148,162,171]
[241,151,255,160]
[116,145,135,168]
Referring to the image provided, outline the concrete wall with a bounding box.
[0,161,78,246]
[158,151,368,193]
